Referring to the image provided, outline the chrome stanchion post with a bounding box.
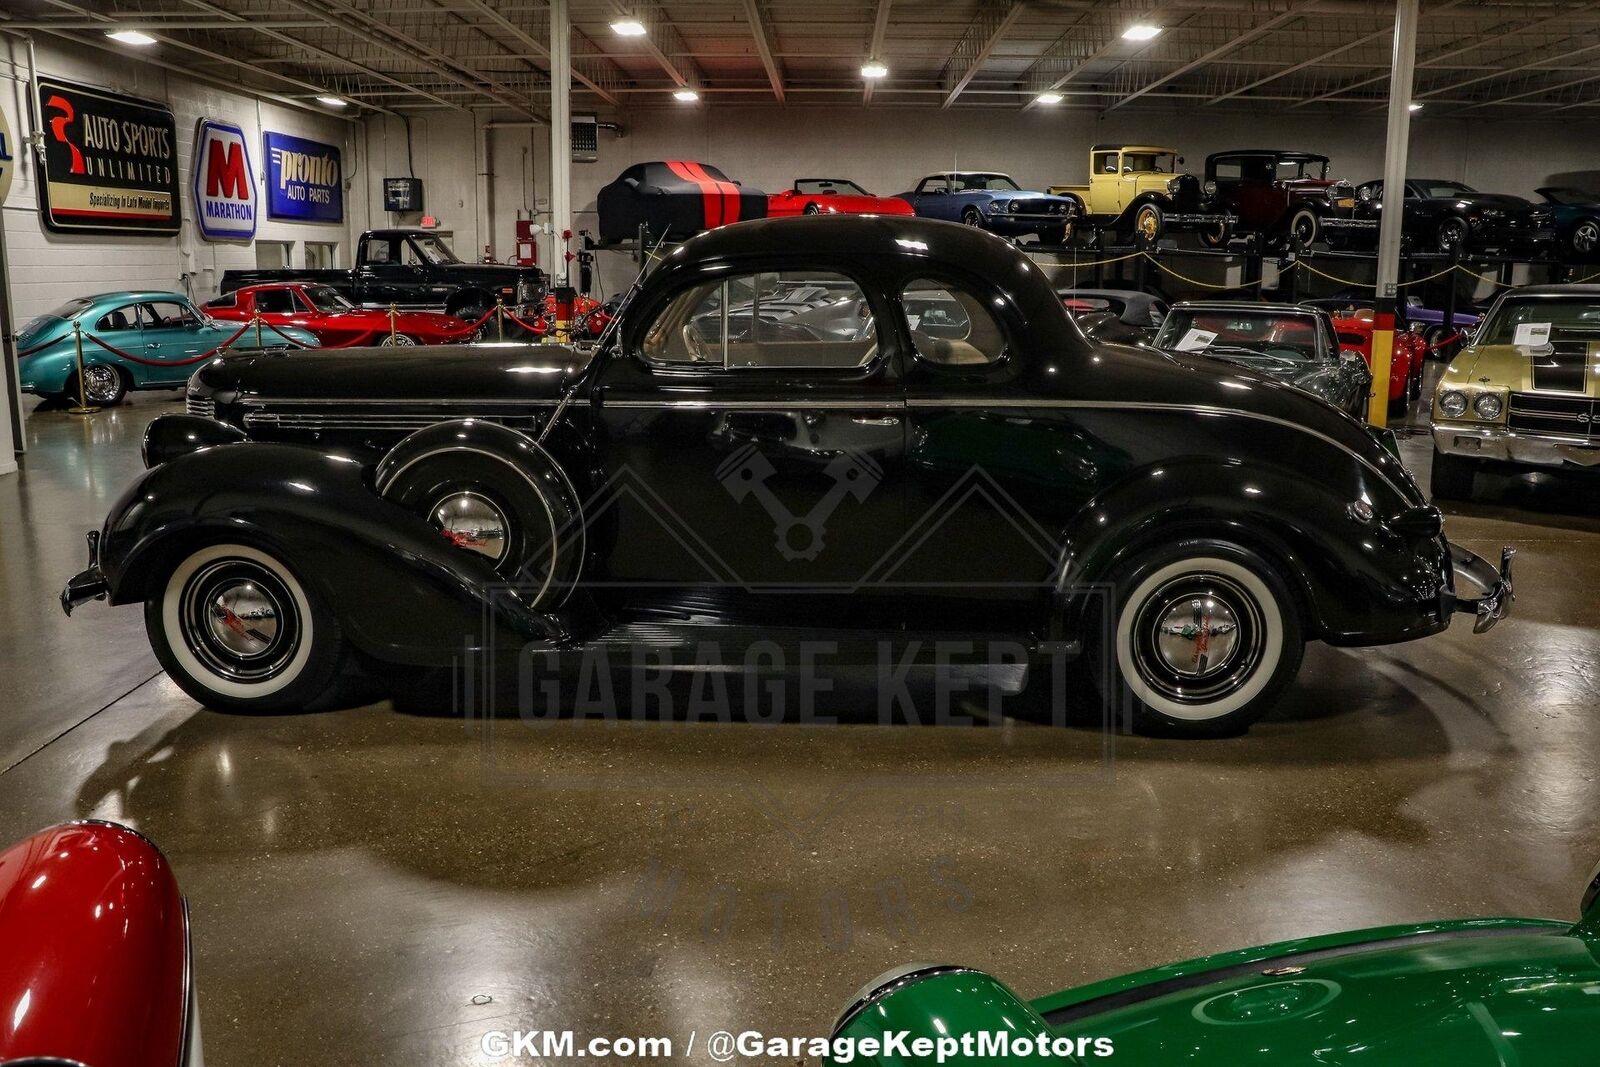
[67,320,100,415]
[496,298,505,342]
[389,303,399,344]
[253,310,263,351]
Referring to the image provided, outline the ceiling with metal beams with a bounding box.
[3,0,1598,120]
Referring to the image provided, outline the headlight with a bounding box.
[516,277,539,304]
[1167,177,1183,195]
[1203,180,1216,197]
[1473,392,1503,419]
[1439,391,1469,418]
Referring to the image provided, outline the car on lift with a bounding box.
[896,172,1077,244]
[221,228,547,322]
[1048,144,1234,245]
[596,160,769,244]
[63,216,1510,737]
[15,291,318,406]
[1353,178,1555,254]
[827,862,1600,1065]
[204,283,479,347]
[767,178,914,218]
[1430,284,1600,500]
[1152,301,1372,420]
[1534,186,1600,261]
[1202,149,1377,250]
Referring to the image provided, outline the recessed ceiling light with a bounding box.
[673,88,700,102]
[1408,102,1423,111]
[861,61,889,79]
[316,95,348,108]
[611,18,647,37]
[1122,24,1162,41]
[1035,91,1064,105]
[106,29,158,46]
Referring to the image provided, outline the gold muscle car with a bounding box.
[1430,284,1600,499]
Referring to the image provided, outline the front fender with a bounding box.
[96,442,572,664]
[1051,459,1450,645]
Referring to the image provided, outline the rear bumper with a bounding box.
[1434,424,1600,468]
[1447,542,1514,634]
[61,531,108,616]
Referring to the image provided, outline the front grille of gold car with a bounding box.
[1508,392,1599,442]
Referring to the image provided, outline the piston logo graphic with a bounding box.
[717,444,880,561]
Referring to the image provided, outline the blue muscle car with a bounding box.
[896,172,1077,242]
[1537,187,1600,261]
[17,291,319,406]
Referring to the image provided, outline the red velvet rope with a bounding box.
[1427,332,1463,352]
[500,308,550,336]
[83,321,255,367]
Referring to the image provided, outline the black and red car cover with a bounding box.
[597,161,767,244]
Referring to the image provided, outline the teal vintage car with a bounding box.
[829,865,1600,1064]
[17,291,319,405]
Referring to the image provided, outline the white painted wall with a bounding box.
[0,36,357,327]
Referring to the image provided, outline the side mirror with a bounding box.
[1340,349,1366,364]
[1177,156,1185,166]
[1410,322,1425,335]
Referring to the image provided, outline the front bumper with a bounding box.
[61,530,108,616]
[1447,542,1514,634]
[1434,425,1600,469]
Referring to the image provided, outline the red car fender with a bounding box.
[1332,314,1409,401]
[0,821,194,1067]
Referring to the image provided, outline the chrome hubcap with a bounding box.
[180,559,300,682]
[206,582,280,657]
[83,365,119,401]
[1155,597,1241,678]
[381,333,416,346]
[1131,572,1265,705]
[431,491,510,563]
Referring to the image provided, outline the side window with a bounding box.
[1093,152,1117,175]
[95,305,138,331]
[205,293,238,310]
[366,239,394,264]
[254,289,296,314]
[902,278,1007,366]
[291,291,315,313]
[1212,160,1242,182]
[918,177,948,195]
[140,302,198,328]
[642,271,878,370]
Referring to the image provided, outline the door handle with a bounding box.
[852,416,901,426]
[147,343,163,349]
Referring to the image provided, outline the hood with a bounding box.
[1203,351,1344,394]
[1053,928,1600,1064]
[1452,192,1532,210]
[1445,341,1599,395]
[190,344,592,404]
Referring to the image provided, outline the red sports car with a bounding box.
[767,178,914,218]
[1327,307,1427,412]
[205,283,477,347]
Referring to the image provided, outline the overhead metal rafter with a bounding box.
[606,2,706,90]
[1019,1,1170,108]
[741,0,785,103]
[939,0,1024,109]
[1106,6,1305,111]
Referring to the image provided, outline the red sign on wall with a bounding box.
[193,118,257,241]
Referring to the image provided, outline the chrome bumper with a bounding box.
[60,530,108,616]
[1433,425,1600,469]
[1448,542,1514,634]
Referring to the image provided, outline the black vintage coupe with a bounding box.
[62,217,1511,736]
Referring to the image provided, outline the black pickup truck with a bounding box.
[221,228,546,319]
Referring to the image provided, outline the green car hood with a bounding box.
[1443,342,1600,396]
[1034,919,1600,1064]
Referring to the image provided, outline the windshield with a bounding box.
[1478,297,1600,345]
[1542,187,1596,206]
[1155,309,1322,362]
[410,235,460,265]
[794,179,870,196]
[303,285,353,311]
[1123,152,1176,174]
[1413,180,1476,199]
[952,174,1020,192]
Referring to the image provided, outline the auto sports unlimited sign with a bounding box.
[193,118,257,240]
[264,131,343,223]
[34,76,180,235]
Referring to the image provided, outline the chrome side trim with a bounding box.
[600,399,906,411]
[832,964,973,1036]
[241,396,563,407]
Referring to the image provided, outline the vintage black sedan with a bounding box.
[62,216,1511,736]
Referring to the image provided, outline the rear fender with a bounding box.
[99,442,574,664]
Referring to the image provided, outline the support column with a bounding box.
[1368,0,1419,428]
[549,0,572,285]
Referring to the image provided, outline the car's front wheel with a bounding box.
[961,207,984,228]
[1285,207,1320,250]
[1094,541,1304,737]
[1437,216,1470,253]
[146,542,345,713]
[1133,203,1164,243]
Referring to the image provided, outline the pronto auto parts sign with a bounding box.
[264,131,343,223]
[34,76,180,235]
[193,118,257,240]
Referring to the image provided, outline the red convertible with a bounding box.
[205,282,476,347]
[1304,299,1428,413]
[767,178,913,217]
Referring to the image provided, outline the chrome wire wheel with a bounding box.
[178,558,301,685]
[81,364,123,403]
[1135,206,1161,241]
[380,332,418,346]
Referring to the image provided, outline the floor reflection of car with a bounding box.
[1153,301,1372,420]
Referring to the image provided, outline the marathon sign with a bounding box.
[34,76,180,235]
[264,131,343,223]
[193,118,257,241]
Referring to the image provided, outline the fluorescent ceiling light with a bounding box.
[1122,24,1162,41]
[861,61,889,79]
[1408,102,1423,111]
[316,95,348,108]
[106,29,158,46]
[1035,91,1064,105]
[673,88,700,102]
[611,18,647,37]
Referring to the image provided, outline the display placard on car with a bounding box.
[264,131,343,223]
[33,76,180,235]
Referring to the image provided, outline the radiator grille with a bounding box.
[185,394,216,419]
[1507,392,1599,442]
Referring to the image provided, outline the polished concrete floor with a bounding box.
[3,384,1599,1065]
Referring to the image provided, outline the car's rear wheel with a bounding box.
[1570,218,1600,258]
[146,542,345,713]
[1092,541,1303,737]
[1430,447,1477,501]
[803,202,822,216]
